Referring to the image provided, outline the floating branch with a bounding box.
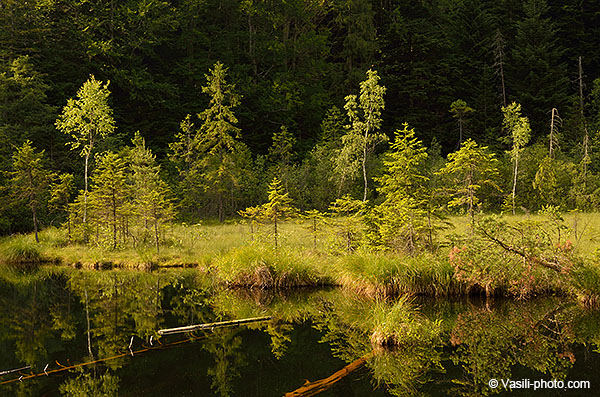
[158,316,273,335]
[0,366,31,376]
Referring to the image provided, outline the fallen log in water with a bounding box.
[285,352,374,397]
[158,316,273,335]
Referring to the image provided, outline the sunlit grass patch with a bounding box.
[212,243,333,289]
[0,235,48,271]
[334,251,463,297]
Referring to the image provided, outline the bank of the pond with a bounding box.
[2,214,600,305]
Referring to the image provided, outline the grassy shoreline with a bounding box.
[1,213,600,304]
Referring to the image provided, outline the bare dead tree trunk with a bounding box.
[512,153,519,215]
[85,289,94,360]
[362,130,369,202]
[549,108,558,158]
[494,30,507,107]
[579,56,590,181]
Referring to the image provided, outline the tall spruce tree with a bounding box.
[372,124,430,252]
[438,139,500,228]
[130,132,173,253]
[510,0,568,136]
[88,152,128,249]
[196,61,242,222]
[9,140,52,243]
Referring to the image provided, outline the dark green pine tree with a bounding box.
[9,141,52,243]
[509,0,569,138]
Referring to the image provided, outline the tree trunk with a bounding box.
[84,152,89,224]
[85,289,94,360]
[468,169,474,230]
[549,108,557,158]
[112,188,117,249]
[154,210,160,254]
[32,204,39,243]
[512,153,518,215]
[362,131,368,202]
[274,213,278,249]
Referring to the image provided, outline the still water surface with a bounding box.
[0,267,598,396]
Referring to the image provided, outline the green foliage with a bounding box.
[0,235,45,269]
[339,69,387,201]
[328,195,366,252]
[55,75,115,230]
[449,99,474,144]
[55,75,116,159]
[448,213,578,298]
[87,151,129,249]
[9,140,52,242]
[438,139,500,225]
[0,56,56,171]
[370,124,432,252]
[261,177,297,248]
[59,370,119,397]
[170,61,245,222]
[268,124,296,187]
[502,102,532,214]
[130,132,174,253]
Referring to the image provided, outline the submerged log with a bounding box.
[157,316,272,335]
[285,352,373,396]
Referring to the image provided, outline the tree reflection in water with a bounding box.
[0,269,598,396]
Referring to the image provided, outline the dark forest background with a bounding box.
[2,0,600,234]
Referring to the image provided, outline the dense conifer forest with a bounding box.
[2,0,600,238]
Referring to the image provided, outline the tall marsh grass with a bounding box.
[334,251,464,297]
[0,235,47,271]
[212,244,333,288]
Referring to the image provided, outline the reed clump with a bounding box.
[0,235,48,271]
[369,297,441,348]
[212,244,333,289]
[571,264,600,307]
[334,251,465,298]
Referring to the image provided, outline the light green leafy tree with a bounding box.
[438,139,500,228]
[337,69,386,201]
[55,75,115,227]
[130,132,174,253]
[9,140,52,242]
[502,102,531,214]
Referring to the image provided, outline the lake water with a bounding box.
[0,267,598,396]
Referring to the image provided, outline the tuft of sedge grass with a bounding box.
[212,244,334,289]
[571,264,600,307]
[0,235,48,271]
[369,296,441,348]
[334,251,467,298]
